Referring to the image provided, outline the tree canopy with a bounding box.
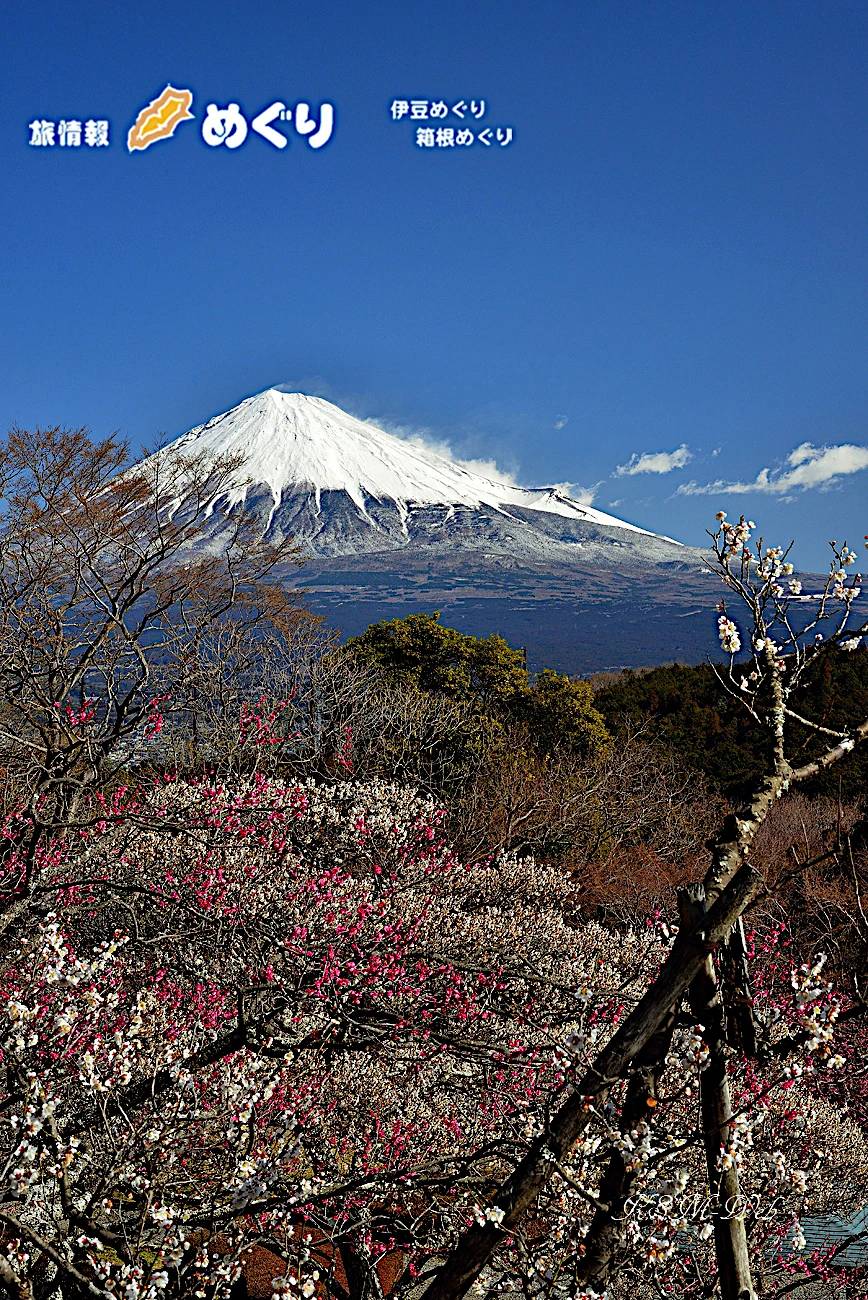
[345,611,610,759]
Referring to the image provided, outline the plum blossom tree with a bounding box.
[0,512,866,1300]
[2,771,866,1300]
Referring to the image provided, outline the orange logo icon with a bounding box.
[127,85,194,152]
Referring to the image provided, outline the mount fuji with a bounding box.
[146,387,720,673]
[154,388,686,564]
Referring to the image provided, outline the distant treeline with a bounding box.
[592,647,868,801]
[345,613,867,804]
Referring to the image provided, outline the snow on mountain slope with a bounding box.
[145,388,688,563]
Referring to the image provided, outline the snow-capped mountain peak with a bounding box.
[138,387,685,563]
[165,387,660,532]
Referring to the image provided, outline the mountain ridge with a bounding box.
[148,388,694,566]
[136,386,721,672]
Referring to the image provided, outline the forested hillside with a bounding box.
[594,649,868,800]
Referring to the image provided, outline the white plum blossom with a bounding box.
[717,614,741,654]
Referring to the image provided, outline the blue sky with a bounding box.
[1,0,866,570]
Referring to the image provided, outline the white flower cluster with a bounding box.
[716,512,756,558]
[756,546,792,581]
[472,1203,506,1226]
[717,614,741,655]
[789,953,842,1057]
[665,1024,711,1087]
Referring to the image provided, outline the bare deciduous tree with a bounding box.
[0,424,319,933]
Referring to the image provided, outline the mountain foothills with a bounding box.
[141,388,718,672]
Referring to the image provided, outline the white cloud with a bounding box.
[616,444,692,476]
[676,442,868,496]
[374,421,520,488]
[553,414,569,430]
[409,440,520,487]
